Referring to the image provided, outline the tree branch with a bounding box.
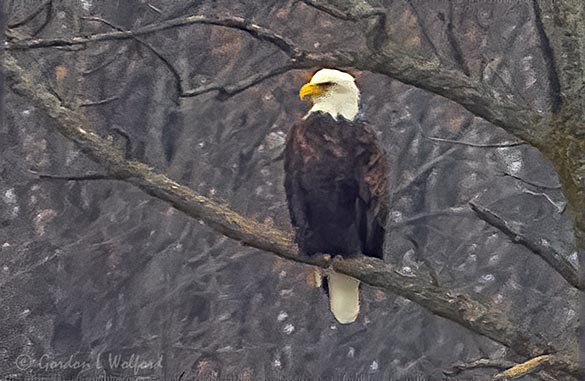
[500,171,562,190]
[469,201,580,291]
[420,129,526,148]
[533,0,585,110]
[365,46,547,145]
[79,94,120,107]
[299,0,387,50]
[6,15,305,60]
[444,358,516,376]
[494,355,554,380]
[80,16,185,98]
[182,64,307,99]
[299,0,385,21]
[5,54,575,372]
[7,0,52,29]
[29,169,114,181]
[392,145,458,199]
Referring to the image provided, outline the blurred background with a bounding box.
[1,0,578,379]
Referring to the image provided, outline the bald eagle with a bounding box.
[284,69,389,324]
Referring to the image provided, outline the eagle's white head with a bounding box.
[299,68,360,121]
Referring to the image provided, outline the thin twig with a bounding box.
[521,188,566,213]
[81,16,185,97]
[420,128,525,148]
[79,95,120,107]
[81,45,128,75]
[445,1,470,76]
[29,169,114,181]
[392,145,458,198]
[405,0,443,60]
[182,64,305,99]
[501,171,562,190]
[7,0,52,28]
[147,3,163,14]
[7,15,305,60]
[389,206,472,229]
[469,201,580,290]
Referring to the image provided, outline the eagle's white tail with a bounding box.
[328,272,360,324]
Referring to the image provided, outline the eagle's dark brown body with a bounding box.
[284,112,389,259]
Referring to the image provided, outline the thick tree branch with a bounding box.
[470,201,580,291]
[365,46,547,146]
[5,54,576,373]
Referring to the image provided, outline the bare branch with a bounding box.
[7,0,52,29]
[446,355,561,380]
[421,131,526,148]
[146,3,163,14]
[81,45,128,75]
[182,64,306,99]
[389,206,473,229]
[501,171,562,190]
[444,358,516,376]
[81,16,185,97]
[469,201,580,290]
[5,54,572,370]
[494,355,553,380]
[29,169,114,181]
[445,1,470,76]
[6,15,305,60]
[79,95,120,107]
[405,0,442,60]
[531,0,564,112]
[299,0,385,21]
[392,146,458,198]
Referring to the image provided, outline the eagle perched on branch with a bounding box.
[284,69,389,324]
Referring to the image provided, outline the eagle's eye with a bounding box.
[319,82,335,88]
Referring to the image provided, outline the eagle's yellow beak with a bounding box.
[299,82,327,100]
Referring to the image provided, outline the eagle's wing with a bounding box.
[354,121,389,259]
[283,121,311,254]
